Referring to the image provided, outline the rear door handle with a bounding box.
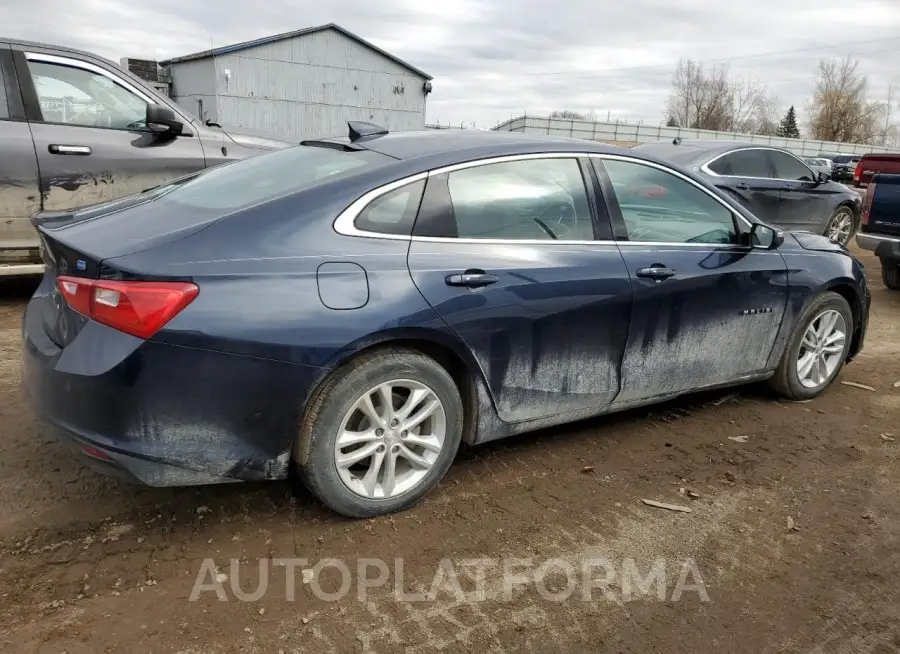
[735,183,750,190]
[636,266,676,281]
[49,144,91,155]
[445,271,499,287]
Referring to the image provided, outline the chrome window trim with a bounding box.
[25,52,158,106]
[700,146,816,183]
[332,151,754,249]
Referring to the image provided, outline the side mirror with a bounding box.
[750,223,784,250]
[815,170,830,184]
[146,104,184,136]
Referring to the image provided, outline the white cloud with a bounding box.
[3,0,900,130]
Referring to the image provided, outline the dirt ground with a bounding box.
[0,248,898,653]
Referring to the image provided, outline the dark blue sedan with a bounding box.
[22,124,870,517]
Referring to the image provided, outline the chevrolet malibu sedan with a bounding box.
[22,125,870,518]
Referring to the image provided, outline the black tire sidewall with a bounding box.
[881,258,900,290]
[780,292,854,399]
[297,350,463,518]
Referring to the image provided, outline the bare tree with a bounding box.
[549,110,598,121]
[665,59,776,135]
[807,57,884,144]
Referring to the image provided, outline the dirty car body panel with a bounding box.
[21,129,871,485]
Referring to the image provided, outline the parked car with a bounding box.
[631,140,862,245]
[22,126,870,517]
[831,154,861,182]
[856,173,900,289]
[0,38,291,277]
[804,157,832,176]
[852,152,900,188]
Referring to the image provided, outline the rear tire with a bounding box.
[295,348,463,518]
[768,292,853,401]
[881,258,900,290]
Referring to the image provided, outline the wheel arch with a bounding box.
[820,279,865,360]
[298,327,492,452]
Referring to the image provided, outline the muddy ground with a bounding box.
[0,248,898,653]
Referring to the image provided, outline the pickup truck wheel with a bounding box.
[768,291,853,401]
[824,206,856,246]
[882,259,900,290]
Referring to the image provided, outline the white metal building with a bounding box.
[160,24,432,141]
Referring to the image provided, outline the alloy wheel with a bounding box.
[334,379,447,499]
[796,309,846,389]
[827,209,853,245]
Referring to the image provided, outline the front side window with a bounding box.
[769,151,814,182]
[26,60,148,130]
[603,159,737,244]
[446,158,594,241]
[708,149,771,178]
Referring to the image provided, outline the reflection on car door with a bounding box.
[13,49,206,212]
[767,150,832,232]
[595,156,788,404]
[407,155,633,424]
[704,148,783,224]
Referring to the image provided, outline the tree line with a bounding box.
[664,56,897,146]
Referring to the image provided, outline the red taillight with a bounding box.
[861,182,876,226]
[853,160,863,184]
[57,277,199,339]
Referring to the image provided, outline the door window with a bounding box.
[768,151,815,181]
[707,149,771,178]
[26,60,148,130]
[603,159,738,244]
[446,158,595,241]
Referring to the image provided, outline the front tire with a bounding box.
[295,348,463,518]
[768,291,853,400]
[881,258,900,290]
[824,206,856,246]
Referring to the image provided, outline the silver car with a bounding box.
[0,38,292,277]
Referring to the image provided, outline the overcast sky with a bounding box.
[4,0,900,129]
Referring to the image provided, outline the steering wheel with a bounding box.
[537,202,576,239]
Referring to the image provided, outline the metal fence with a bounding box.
[494,116,894,157]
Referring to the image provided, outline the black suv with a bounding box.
[831,155,861,182]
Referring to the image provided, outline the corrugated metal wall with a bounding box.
[168,58,217,123]
[170,28,427,140]
[495,116,893,157]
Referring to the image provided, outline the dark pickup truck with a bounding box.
[856,173,900,289]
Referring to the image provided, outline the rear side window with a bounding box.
[769,151,814,181]
[708,150,771,178]
[157,145,390,211]
[446,158,595,241]
[354,180,425,236]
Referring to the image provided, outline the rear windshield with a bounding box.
[833,155,857,164]
[149,145,390,211]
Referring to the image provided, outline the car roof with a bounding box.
[306,129,632,171]
[631,139,799,167]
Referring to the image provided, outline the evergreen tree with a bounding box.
[665,116,679,127]
[776,106,801,139]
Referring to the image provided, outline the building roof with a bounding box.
[158,23,432,80]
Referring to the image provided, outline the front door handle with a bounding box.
[48,144,92,156]
[735,182,751,190]
[636,266,676,281]
[445,270,499,287]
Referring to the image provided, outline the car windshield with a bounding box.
[146,145,391,211]
[833,155,856,164]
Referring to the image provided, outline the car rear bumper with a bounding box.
[856,232,900,258]
[21,295,326,486]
